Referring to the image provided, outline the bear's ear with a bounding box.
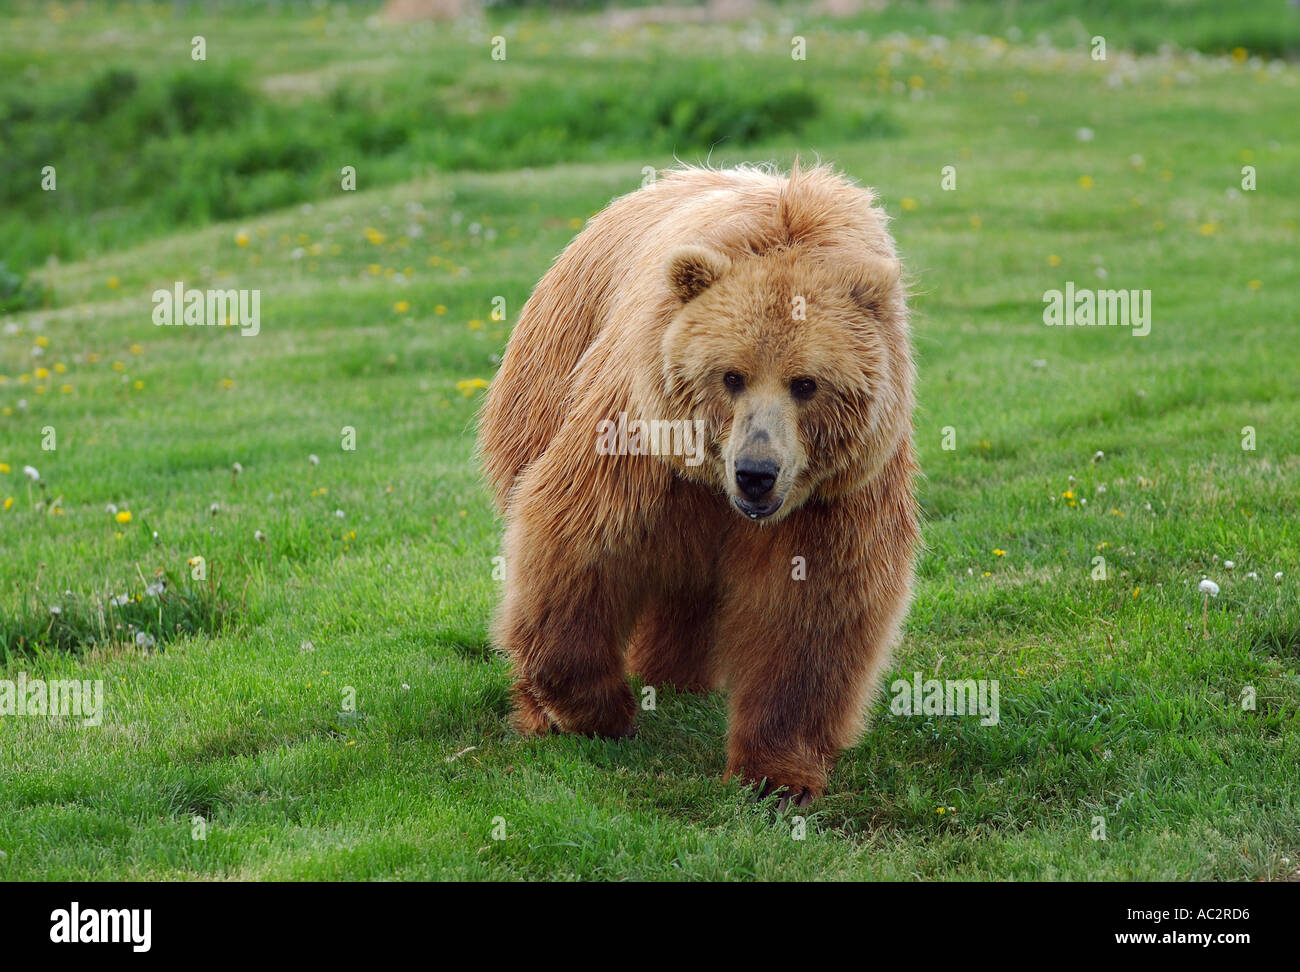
[666,245,731,303]
[847,254,902,317]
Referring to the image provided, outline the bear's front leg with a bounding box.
[717,497,916,804]
[499,536,638,739]
[495,432,653,740]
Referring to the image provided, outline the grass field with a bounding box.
[1,1,1298,880]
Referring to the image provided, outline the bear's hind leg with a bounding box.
[625,589,720,693]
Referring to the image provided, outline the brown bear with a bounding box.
[478,162,919,805]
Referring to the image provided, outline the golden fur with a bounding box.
[478,162,920,803]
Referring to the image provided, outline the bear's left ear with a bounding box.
[847,254,902,317]
[666,245,731,303]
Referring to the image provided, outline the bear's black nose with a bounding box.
[735,460,778,499]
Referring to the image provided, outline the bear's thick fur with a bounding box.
[479,162,919,803]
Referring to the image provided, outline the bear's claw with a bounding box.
[773,787,816,812]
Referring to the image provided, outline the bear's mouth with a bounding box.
[731,495,784,520]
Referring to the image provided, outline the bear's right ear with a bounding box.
[666,245,731,303]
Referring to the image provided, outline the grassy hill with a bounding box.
[1,0,1297,880]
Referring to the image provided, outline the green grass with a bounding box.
[1,1,1298,880]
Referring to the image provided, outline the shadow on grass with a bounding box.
[1,565,236,662]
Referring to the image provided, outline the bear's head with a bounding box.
[660,243,913,523]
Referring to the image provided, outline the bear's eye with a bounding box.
[791,377,817,401]
[723,371,745,392]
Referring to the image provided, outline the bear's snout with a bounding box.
[731,457,784,519]
[725,394,801,520]
[735,459,778,500]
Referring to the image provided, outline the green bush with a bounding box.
[0,55,895,273]
[0,260,45,313]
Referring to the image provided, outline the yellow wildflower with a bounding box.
[455,377,490,397]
